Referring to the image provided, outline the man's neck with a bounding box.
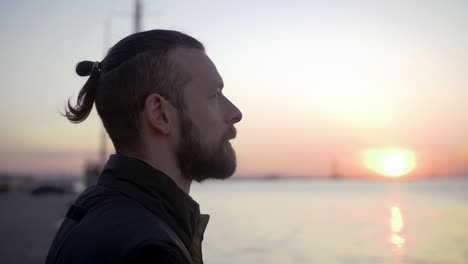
[118,151,192,194]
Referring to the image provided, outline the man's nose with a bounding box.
[225,98,242,124]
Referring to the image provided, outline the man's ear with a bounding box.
[142,94,174,135]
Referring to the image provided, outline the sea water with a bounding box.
[192,177,468,264]
[1,177,467,264]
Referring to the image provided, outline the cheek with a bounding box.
[198,120,225,147]
[186,100,226,140]
[194,103,224,128]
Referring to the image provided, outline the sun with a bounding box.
[363,148,416,178]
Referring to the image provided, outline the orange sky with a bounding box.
[0,0,467,178]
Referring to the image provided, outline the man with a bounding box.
[46,29,242,264]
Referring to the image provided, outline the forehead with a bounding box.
[169,47,223,93]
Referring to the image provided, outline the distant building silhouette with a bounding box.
[85,161,102,186]
[330,159,341,179]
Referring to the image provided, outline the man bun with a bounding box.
[76,60,100,77]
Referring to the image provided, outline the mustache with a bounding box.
[224,126,237,141]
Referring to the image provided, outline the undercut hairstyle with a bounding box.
[64,29,205,151]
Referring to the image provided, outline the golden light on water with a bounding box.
[391,206,404,232]
[390,234,405,248]
[389,205,406,248]
[363,148,416,177]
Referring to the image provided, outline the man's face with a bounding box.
[171,48,242,182]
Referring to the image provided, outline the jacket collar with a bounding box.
[98,154,203,251]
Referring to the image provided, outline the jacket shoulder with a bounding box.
[46,185,188,264]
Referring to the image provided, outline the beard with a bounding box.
[175,111,237,182]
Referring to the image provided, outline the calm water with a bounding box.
[192,177,468,264]
[1,177,467,263]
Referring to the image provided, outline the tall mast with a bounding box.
[100,0,142,164]
[88,0,145,186]
[134,0,142,33]
[99,19,112,167]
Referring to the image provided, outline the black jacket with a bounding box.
[46,154,209,264]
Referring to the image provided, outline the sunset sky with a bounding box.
[0,0,467,178]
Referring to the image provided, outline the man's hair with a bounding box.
[64,29,205,151]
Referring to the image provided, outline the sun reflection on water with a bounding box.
[390,205,405,247]
[388,204,407,263]
[389,205,406,254]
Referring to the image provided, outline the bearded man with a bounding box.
[46,29,242,264]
